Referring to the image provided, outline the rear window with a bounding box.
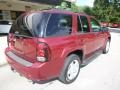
[10,12,50,37]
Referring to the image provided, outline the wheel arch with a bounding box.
[66,49,84,63]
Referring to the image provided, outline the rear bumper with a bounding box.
[5,48,55,81]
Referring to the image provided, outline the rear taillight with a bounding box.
[8,33,14,47]
[37,42,50,62]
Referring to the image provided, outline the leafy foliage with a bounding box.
[93,0,120,23]
[56,0,120,23]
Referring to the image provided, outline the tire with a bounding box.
[103,40,110,54]
[59,54,81,84]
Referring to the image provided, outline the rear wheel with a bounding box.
[59,54,81,84]
[103,40,110,54]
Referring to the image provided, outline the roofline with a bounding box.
[27,9,88,16]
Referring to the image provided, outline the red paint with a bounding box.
[5,9,111,82]
[100,22,109,27]
[111,23,120,28]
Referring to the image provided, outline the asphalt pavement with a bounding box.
[0,28,120,90]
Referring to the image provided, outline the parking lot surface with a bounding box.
[0,36,7,65]
[0,28,120,90]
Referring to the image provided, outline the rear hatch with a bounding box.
[8,12,50,63]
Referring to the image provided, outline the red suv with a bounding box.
[5,9,111,84]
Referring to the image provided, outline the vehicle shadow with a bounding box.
[81,51,102,68]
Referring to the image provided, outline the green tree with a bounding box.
[56,1,93,15]
[71,3,79,12]
[82,6,93,15]
[93,0,120,23]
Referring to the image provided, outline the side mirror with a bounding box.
[101,27,109,32]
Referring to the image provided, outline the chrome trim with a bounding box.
[6,51,33,67]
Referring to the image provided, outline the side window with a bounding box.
[90,18,101,32]
[80,16,90,33]
[46,13,72,37]
[77,16,82,32]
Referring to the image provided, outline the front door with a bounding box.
[90,17,106,50]
[77,15,97,58]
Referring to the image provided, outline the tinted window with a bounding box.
[80,16,90,33]
[46,13,72,37]
[10,14,32,37]
[90,18,101,32]
[0,21,10,25]
[77,16,82,32]
[10,12,50,37]
[32,13,50,37]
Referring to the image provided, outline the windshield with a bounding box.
[10,12,50,37]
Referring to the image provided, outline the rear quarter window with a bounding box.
[45,13,72,37]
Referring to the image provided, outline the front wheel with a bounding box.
[103,40,110,54]
[59,54,81,84]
